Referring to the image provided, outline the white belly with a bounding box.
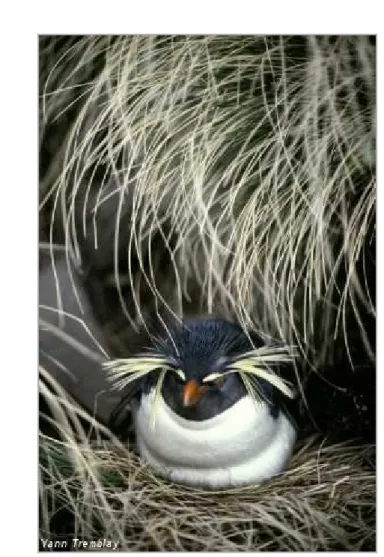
[134,390,296,489]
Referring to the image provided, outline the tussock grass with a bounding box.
[40,35,376,371]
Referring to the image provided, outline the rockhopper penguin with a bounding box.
[105,318,297,489]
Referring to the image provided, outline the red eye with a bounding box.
[216,376,224,388]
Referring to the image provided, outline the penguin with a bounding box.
[106,318,297,489]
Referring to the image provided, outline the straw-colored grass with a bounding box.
[40,375,375,552]
[40,35,376,372]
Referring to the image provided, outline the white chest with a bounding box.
[133,391,296,489]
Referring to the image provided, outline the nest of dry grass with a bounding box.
[39,367,375,552]
[40,428,375,552]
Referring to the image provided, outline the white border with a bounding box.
[8,0,383,34]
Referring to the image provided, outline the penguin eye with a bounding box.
[202,372,224,387]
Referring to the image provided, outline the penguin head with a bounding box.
[106,318,296,431]
[141,318,289,421]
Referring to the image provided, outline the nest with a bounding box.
[40,420,375,551]
[39,356,375,551]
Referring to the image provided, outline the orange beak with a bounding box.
[182,380,206,407]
